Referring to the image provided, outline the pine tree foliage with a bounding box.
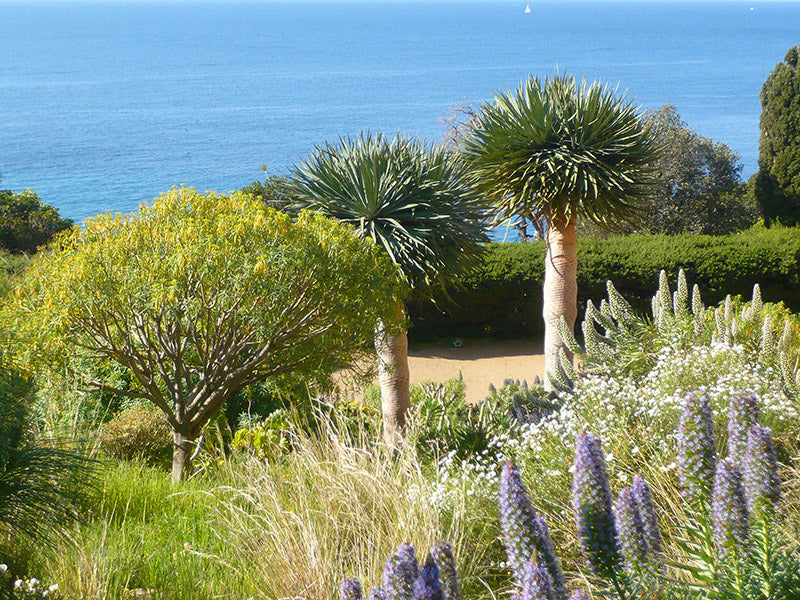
[757,45,800,226]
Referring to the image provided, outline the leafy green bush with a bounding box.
[408,225,800,341]
[230,410,292,460]
[98,406,172,465]
[0,189,72,254]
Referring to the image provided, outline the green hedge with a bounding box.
[407,225,800,341]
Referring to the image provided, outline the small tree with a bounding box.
[641,105,755,235]
[290,134,486,445]
[460,76,656,390]
[757,45,800,226]
[0,188,73,253]
[5,188,404,482]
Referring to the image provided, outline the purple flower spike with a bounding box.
[568,591,588,600]
[728,391,760,465]
[615,487,649,572]
[572,433,621,577]
[412,555,444,600]
[712,459,749,559]
[521,562,555,600]
[397,543,419,580]
[383,544,419,600]
[499,462,567,598]
[430,541,460,600]
[677,392,717,507]
[499,462,539,585]
[341,577,363,600]
[531,514,567,600]
[368,588,387,600]
[632,475,663,557]
[744,425,781,519]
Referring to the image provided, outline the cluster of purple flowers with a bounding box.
[342,389,783,600]
[677,392,717,508]
[572,434,663,576]
[571,433,622,577]
[341,541,459,600]
[499,462,567,598]
[676,390,781,559]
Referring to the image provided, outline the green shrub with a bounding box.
[98,406,172,465]
[0,189,72,254]
[407,225,800,341]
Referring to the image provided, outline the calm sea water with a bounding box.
[1,0,799,222]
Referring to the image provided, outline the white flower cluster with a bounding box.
[1,566,60,599]
[425,335,797,508]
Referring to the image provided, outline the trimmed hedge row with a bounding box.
[407,225,800,341]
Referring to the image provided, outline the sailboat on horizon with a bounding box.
[524,4,531,13]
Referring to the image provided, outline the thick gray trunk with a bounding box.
[171,430,194,484]
[543,216,578,391]
[375,302,411,447]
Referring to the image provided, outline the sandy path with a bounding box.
[407,340,545,404]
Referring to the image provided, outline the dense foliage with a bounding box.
[0,352,96,565]
[756,45,800,226]
[408,226,800,341]
[291,133,487,297]
[3,188,405,480]
[639,105,756,235]
[459,75,657,230]
[0,189,72,254]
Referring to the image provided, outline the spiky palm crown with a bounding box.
[290,133,487,296]
[460,75,658,228]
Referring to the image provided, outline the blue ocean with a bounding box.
[0,0,799,222]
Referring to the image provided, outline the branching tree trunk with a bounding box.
[7,191,405,484]
[375,301,411,446]
[543,215,577,391]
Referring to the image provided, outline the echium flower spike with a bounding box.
[341,577,363,600]
[727,391,760,465]
[657,270,671,315]
[751,283,763,319]
[760,315,776,362]
[677,392,717,508]
[531,514,567,600]
[692,284,704,336]
[369,588,387,600]
[568,592,588,600]
[744,424,780,519]
[572,432,621,577]
[615,487,650,572]
[430,541,460,600]
[712,459,749,559]
[382,544,418,600]
[499,461,540,586]
[412,555,444,600]
[674,268,688,317]
[607,280,635,325]
[632,475,663,556]
[521,562,555,600]
[692,284,704,316]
